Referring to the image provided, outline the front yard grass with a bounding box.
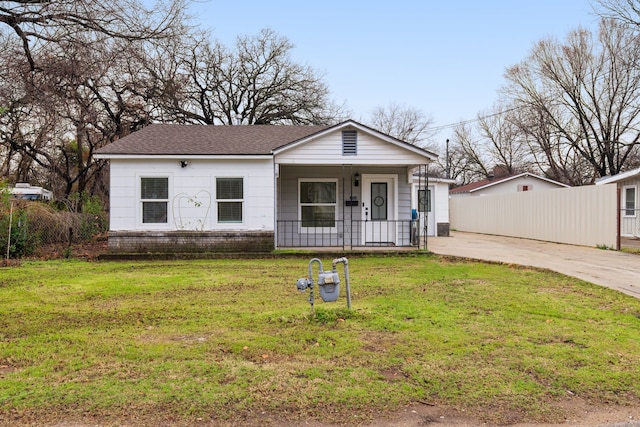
[1,255,639,425]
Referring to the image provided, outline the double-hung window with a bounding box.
[216,177,243,223]
[299,179,337,229]
[624,185,637,217]
[141,177,169,224]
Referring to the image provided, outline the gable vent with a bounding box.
[342,130,357,155]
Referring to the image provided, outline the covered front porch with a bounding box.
[274,164,429,250]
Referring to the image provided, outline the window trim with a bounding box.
[138,175,171,228]
[298,178,338,233]
[623,185,637,217]
[215,176,245,224]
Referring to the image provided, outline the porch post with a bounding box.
[425,164,429,250]
[342,164,346,251]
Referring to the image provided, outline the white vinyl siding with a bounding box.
[108,159,272,231]
[275,131,427,165]
[619,180,640,236]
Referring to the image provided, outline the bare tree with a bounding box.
[440,104,534,186]
[0,34,161,199]
[0,0,188,71]
[449,123,491,183]
[476,104,534,175]
[504,19,640,181]
[368,102,435,146]
[595,0,640,27]
[152,28,347,125]
[0,1,192,200]
[510,103,595,185]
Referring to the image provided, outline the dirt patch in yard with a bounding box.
[1,399,639,427]
[28,238,109,261]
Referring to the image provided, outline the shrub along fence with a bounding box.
[1,194,107,259]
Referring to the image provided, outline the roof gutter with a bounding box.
[94,154,274,160]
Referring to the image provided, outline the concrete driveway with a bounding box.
[426,232,640,299]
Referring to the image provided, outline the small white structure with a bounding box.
[10,183,53,201]
[411,176,455,236]
[597,167,640,237]
[450,172,568,198]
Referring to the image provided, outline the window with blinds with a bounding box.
[216,177,243,223]
[141,177,169,223]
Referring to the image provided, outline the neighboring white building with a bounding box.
[9,183,53,201]
[450,172,569,198]
[411,176,455,236]
[597,167,640,237]
[95,120,438,252]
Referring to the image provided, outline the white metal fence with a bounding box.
[449,185,618,248]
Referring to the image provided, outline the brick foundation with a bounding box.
[108,230,274,253]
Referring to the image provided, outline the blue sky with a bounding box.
[185,0,599,139]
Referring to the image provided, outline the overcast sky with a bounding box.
[185,0,600,140]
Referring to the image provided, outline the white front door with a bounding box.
[362,175,396,245]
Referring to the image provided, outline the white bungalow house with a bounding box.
[450,171,568,198]
[94,120,439,253]
[596,167,640,238]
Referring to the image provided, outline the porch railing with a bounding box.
[276,219,420,248]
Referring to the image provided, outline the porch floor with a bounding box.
[276,245,423,252]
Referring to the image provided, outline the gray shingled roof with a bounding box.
[96,124,330,155]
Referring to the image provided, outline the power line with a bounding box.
[427,23,640,134]
[426,106,523,133]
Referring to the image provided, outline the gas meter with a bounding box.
[317,270,340,302]
[295,257,351,314]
